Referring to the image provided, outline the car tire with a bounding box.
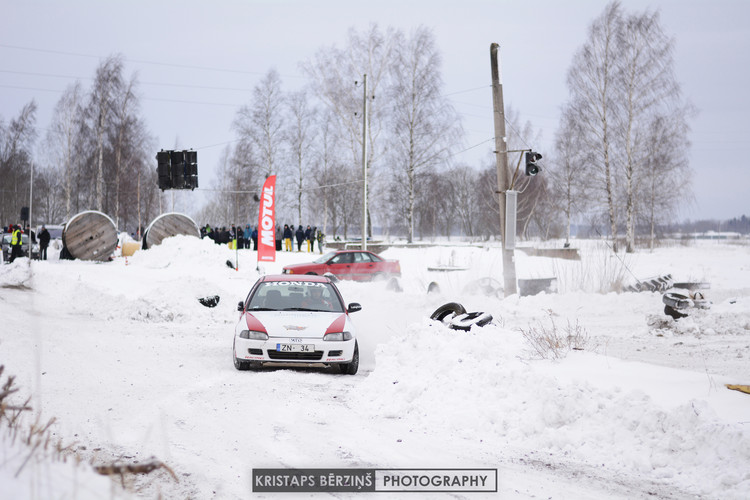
[234,356,251,371]
[662,292,691,310]
[430,302,467,322]
[339,341,359,375]
[449,311,493,331]
[233,340,251,370]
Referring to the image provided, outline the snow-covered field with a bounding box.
[1,236,749,499]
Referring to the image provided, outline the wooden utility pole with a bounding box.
[361,74,368,251]
[490,43,517,296]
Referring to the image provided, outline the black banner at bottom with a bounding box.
[252,468,497,493]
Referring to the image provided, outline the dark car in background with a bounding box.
[282,249,401,282]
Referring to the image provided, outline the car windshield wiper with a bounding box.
[283,307,320,312]
[250,307,276,311]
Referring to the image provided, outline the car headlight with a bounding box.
[283,269,292,274]
[239,330,268,340]
[323,331,353,341]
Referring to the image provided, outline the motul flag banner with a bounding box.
[257,175,277,263]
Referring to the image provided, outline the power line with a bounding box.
[0,43,279,77]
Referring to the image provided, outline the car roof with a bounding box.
[261,274,331,283]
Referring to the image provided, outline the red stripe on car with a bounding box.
[245,313,267,333]
[325,314,346,334]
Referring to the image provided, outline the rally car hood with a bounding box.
[244,310,349,339]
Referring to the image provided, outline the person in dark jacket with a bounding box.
[295,225,305,252]
[39,226,51,260]
[283,224,293,251]
[309,226,317,253]
[304,225,312,252]
[275,224,282,251]
[251,226,258,250]
[236,224,245,250]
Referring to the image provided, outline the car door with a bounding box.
[326,252,355,279]
[350,252,376,281]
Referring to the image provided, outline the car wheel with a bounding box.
[234,355,251,371]
[449,311,493,331]
[430,302,467,322]
[233,341,250,370]
[339,341,359,375]
[371,272,386,282]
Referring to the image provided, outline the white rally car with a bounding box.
[233,274,362,374]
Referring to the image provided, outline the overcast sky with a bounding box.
[2,0,748,222]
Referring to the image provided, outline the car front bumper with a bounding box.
[234,336,356,365]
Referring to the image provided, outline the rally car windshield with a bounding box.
[247,281,344,313]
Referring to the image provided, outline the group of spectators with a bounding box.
[283,224,323,253]
[201,224,259,249]
[2,224,51,262]
[200,223,324,253]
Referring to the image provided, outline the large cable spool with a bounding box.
[142,212,200,249]
[62,210,118,261]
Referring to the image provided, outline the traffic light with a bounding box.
[155,149,199,190]
[156,151,171,190]
[525,151,542,176]
[169,150,186,189]
[185,150,198,190]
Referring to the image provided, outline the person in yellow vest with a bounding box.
[9,225,24,263]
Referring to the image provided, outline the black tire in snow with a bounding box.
[430,302,467,322]
[449,311,493,331]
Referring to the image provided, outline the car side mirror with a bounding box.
[237,301,244,312]
[347,303,362,313]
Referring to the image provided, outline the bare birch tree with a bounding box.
[87,56,125,212]
[233,69,287,218]
[0,101,37,226]
[641,110,692,249]
[566,1,623,251]
[301,24,395,236]
[385,26,462,243]
[286,91,318,224]
[551,105,591,243]
[619,7,682,251]
[563,1,692,250]
[45,82,84,221]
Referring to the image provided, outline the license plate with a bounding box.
[276,343,314,352]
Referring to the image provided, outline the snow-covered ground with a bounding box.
[1,236,749,499]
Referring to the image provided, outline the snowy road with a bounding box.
[2,238,749,499]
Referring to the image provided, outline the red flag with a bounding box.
[257,175,277,263]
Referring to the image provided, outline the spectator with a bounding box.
[9,225,23,263]
[283,224,293,251]
[39,226,50,260]
[304,225,312,252]
[251,226,258,250]
[316,230,325,254]
[244,224,252,249]
[295,225,305,252]
[310,226,317,253]
[236,224,245,250]
[275,224,282,251]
